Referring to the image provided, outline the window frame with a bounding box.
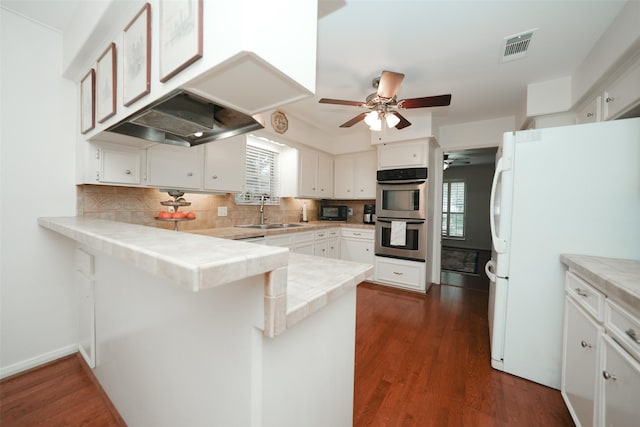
[235,135,282,206]
[442,179,466,239]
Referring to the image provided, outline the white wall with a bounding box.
[0,9,78,377]
[437,116,515,150]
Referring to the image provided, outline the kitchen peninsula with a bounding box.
[38,217,372,427]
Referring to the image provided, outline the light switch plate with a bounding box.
[348,208,353,216]
[218,206,228,217]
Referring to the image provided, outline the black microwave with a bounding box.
[319,205,348,221]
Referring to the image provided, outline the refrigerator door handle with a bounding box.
[489,157,508,253]
[485,260,497,282]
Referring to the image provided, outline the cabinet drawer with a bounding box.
[315,228,340,240]
[374,256,426,291]
[266,234,293,248]
[341,228,375,240]
[566,271,605,321]
[606,300,640,362]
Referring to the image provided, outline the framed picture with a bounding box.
[80,69,95,134]
[123,3,151,106]
[97,42,117,123]
[159,0,203,83]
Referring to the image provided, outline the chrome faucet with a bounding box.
[259,194,267,225]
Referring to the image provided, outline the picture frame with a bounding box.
[123,3,151,106]
[96,42,117,123]
[80,69,95,134]
[159,0,203,83]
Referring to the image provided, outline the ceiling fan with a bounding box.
[319,70,451,130]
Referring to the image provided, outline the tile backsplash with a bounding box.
[77,185,375,231]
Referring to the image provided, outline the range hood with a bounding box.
[107,89,265,147]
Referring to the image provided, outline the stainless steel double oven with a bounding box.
[375,167,428,261]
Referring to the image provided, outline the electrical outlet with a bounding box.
[348,208,353,216]
[218,206,228,217]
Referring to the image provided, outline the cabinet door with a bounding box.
[298,149,319,197]
[354,151,377,199]
[204,136,246,193]
[334,156,355,199]
[576,96,601,124]
[600,334,640,426]
[327,237,340,259]
[314,240,328,257]
[603,59,640,120]
[294,241,315,255]
[377,140,428,169]
[340,238,374,264]
[100,146,142,184]
[317,154,334,198]
[147,145,203,189]
[562,297,601,427]
[374,256,426,292]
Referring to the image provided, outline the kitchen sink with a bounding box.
[235,223,304,230]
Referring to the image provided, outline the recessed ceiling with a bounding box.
[3,0,630,138]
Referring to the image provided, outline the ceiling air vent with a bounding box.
[501,29,537,62]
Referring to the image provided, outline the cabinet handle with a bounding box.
[626,328,640,344]
[580,340,592,349]
[187,172,193,177]
[605,96,614,103]
[602,371,617,381]
[586,112,594,117]
[211,175,218,180]
[575,288,588,297]
[353,233,361,236]
[347,189,351,192]
[393,271,403,275]
[124,169,131,175]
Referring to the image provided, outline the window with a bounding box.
[235,136,281,205]
[442,181,465,238]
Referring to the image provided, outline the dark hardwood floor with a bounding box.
[1,277,573,426]
[354,282,574,427]
[0,353,125,427]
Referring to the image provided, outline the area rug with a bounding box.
[441,247,479,274]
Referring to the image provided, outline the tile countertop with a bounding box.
[560,254,640,317]
[38,217,373,336]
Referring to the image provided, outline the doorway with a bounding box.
[439,147,497,292]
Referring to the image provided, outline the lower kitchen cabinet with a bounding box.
[374,256,426,292]
[562,269,640,427]
[313,229,340,259]
[340,228,374,265]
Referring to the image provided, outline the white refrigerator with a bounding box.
[484,117,640,389]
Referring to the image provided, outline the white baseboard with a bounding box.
[0,344,78,380]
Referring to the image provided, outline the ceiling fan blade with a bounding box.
[319,98,364,107]
[398,94,452,109]
[377,71,405,99]
[339,112,367,128]
[391,111,412,129]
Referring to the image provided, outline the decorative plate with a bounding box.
[271,111,288,134]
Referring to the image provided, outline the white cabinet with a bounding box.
[600,334,640,426]
[377,140,428,170]
[314,228,340,259]
[374,256,427,292]
[340,228,374,265]
[146,145,203,189]
[603,58,640,120]
[334,151,377,199]
[562,296,601,427]
[204,136,246,193]
[292,231,315,255]
[97,143,143,185]
[299,149,334,199]
[562,269,640,427]
[576,96,602,124]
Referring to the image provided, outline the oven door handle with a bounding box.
[377,219,424,225]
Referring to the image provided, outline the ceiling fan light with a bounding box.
[364,111,382,131]
[385,113,400,128]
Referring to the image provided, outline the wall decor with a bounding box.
[271,111,289,134]
[159,0,203,83]
[80,69,95,134]
[96,42,117,122]
[123,3,151,106]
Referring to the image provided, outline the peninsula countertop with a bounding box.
[38,217,373,336]
[560,254,640,317]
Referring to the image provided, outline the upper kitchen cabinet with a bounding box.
[282,147,333,199]
[377,140,429,170]
[334,151,376,199]
[84,141,146,186]
[75,0,317,143]
[146,144,204,190]
[603,57,640,120]
[203,135,246,193]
